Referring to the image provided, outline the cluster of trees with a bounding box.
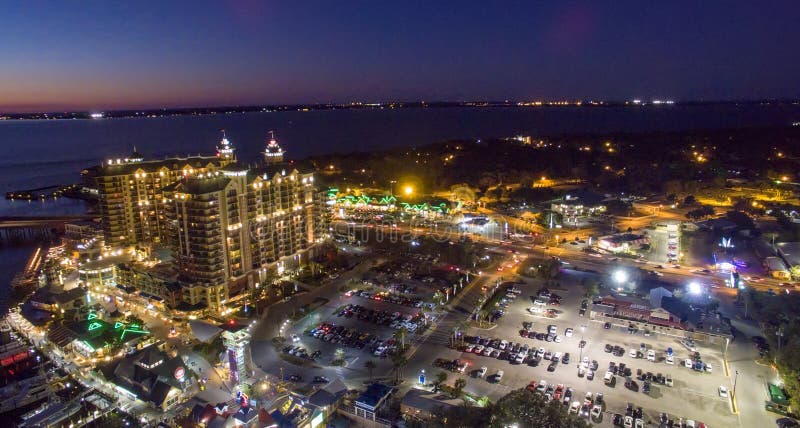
[406,388,591,428]
[685,205,715,220]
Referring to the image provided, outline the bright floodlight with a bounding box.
[404,185,413,196]
[688,281,702,295]
[612,270,628,284]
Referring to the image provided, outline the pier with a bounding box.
[0,215,97,243]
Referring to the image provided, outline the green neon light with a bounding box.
[88,322,102,331]
[120,328,150,341]
[114,322,123,330]
[87,312,98,320]
[334,192,449,213]
[82,340,95,352]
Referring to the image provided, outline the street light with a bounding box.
[688,281,702,295]
[404,185,413,196]
[612,269,628,285]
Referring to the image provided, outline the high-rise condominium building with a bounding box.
[89,134,324,312]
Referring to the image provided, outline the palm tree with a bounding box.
[364,360,376,381]
[453,378,467,399]
[394,327,407,351]
[391,353,408,384]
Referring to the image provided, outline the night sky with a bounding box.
[2,0,799,112]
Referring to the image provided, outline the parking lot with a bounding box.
[278,273,451,378]
[424,270,737,427]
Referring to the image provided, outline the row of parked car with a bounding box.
[526,380,605,422]
[518,323,566,343]
[337,304,423,332]
[462,334,567,371]
[308,323,397,357]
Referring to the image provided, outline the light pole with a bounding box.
[733,370,739,400]
[578,325,586,365]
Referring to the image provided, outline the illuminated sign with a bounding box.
[174,366,185,380]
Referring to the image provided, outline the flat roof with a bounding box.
[776,242,800,267]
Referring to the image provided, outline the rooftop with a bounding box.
[776,242,800,267]
[401,388,462,414]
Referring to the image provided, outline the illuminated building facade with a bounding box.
[86,133,324,313]
[162,162,319,311]
[221,323,251,385]
[86,134,239,248]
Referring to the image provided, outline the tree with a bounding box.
[364,360,376,381]
[391,353,408,384]
[582,281,599,298]
[394,327,408,351]
[434,371,448,392]
[683,195,697,205]
[429,403,492,428]
[453,378,467,399]
[490,389,591,428]
[791,265,800,280]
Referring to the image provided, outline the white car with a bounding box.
[465,344,475,353]
[499,340,508,350]
[478,366,487,378]
[624,416,634,428]
[647,350,656,362]
[629,349,638,358]
[569,400,581,414]
[515,351,527,364]
[548,325,557,335]
[719,385,729,398]
[474,345,485,354]
[291,334,300,343]
[590,405,602,419]
[705,363,713,373]
[483,346,494,356]
[635,419,644,428]
[495,370,504,382]
[665,355,674,364]
[565,328,574,337]
[684,358,693,368]
[554,335,563,343]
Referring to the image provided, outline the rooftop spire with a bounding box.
[264,129,284,164]
[217,129,235,162]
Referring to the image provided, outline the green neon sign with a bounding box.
[87,312,98,320]
[88,322,102,331]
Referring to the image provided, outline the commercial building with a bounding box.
[764,256,791,280]
[598,233,649,253]
[776,242,800,274]
[549,191,606,222]
[102,346,187,411]
[400,388,461,422]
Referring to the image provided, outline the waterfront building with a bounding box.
[89,133,325,314]
[162,163,318,311]
[87,137,235,247]
[102,346,186,411]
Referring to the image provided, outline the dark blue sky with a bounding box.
[2,0,799,111]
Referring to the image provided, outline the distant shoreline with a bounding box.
[2,99,799,121]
